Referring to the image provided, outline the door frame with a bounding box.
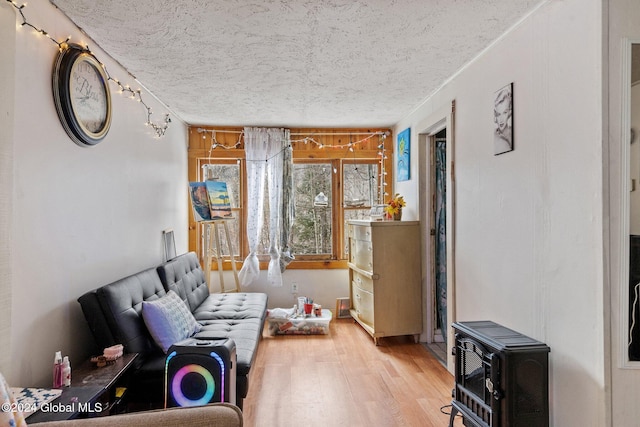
[418,100,456,373]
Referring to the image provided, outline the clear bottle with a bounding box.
[53,351,62,388]
[61,356,71,387]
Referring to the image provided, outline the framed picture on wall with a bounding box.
[494,82,514,155]
[397,127,410,181]
[163,229,176,261]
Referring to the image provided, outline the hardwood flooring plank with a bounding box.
[244,318,463,426]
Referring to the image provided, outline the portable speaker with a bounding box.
[165,337,236,408]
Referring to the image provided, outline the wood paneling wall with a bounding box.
[187,126,393,268]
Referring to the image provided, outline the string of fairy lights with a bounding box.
[103,71,171,138]
[7,0,393,199]
[6,0,171,138]
[197,128,390,201]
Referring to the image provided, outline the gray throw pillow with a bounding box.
[142,290,202,353]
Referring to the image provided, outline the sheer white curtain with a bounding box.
[279,140,295,272]
[239,127,290,287]
[266,138,283,286]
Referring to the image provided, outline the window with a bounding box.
[291,162,333,258]
[343,160,380,252]
[188,128,392,269]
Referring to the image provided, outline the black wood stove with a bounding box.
[449,321,550,427]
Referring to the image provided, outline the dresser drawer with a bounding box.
[352,285,374,326]
[350,224,373,242]
[351,239,373,271]
[352,270,374,293]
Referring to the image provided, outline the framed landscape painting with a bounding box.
[205,181,233,219]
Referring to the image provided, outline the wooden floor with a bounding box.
[243,318,464,427]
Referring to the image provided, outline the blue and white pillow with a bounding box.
[142,290,202,353]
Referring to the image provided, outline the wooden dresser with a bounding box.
[347,220,422,344]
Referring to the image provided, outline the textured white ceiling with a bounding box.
[50,0,544,128]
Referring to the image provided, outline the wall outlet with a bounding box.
[291,282,298,294]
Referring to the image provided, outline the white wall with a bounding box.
[395,0,605,426]
[0,1,16,377]
[3,1,189,386]
[608,1,640,426]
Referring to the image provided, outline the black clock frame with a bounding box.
[52,43,112,147]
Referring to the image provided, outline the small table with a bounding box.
[27,353,138,424]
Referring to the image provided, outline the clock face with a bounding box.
[69,56,109,135]
[52,44,112,147]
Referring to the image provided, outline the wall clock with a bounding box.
[52,43,112,147]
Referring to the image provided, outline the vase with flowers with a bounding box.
[384,193,406,220]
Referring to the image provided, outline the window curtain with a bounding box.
[239,127,293,287]
[279,139,295,272]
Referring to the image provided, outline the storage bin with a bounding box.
[267,309,332,335]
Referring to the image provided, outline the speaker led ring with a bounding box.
[171,364,215,407]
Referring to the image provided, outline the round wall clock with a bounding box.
[52,43,112,147]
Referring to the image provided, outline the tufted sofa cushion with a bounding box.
[157,252,209,312]
[96,267,167,355]
[77,289,117,351]
[157,253,268,321]
[195,317,265,376]
[193,293,268,321]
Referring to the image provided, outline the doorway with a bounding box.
[425,129,448,363]
[433,129,448,342]
[627,43,640,362]
[418,101,456,373]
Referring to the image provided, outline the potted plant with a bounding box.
[384,193,406,220]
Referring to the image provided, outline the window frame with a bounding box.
[188,127,392,270]
[289,159,336,261]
